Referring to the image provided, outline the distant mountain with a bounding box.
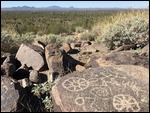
[1,6,143,11]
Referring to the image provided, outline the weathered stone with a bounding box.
[80,43,109,55]
[33,40,46,50]
[60,43,72,53]
[75,65,86,72]
[45,44,64,75]
[1,53,12,65]
[104,51,149,68]
[86,57,100,68]
[1,77,19,112]
[51,65,149,112]
[70,42,81,49]
[15,44,45,71]
[140,44,149,57]
[3,54,16,65]
[1,63,16,77]
[81,41,92,47]
[18,78,32,88]
[96,58,114,67]
[29,70,39,83]
[45,44,84,76]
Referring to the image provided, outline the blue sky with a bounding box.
[1,1,149,8]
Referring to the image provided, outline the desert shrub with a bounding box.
[31,82,55,112]
[1,30,17,53]
[75,26,84,33]
[64,35,75,43]
[95,10,149,50]
[1,30,35,54]
[35,34,76,45]
[35,34,63,45]
[80,32,96,41]
[14,32,35,45]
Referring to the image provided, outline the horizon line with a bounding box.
[1,5,148,9]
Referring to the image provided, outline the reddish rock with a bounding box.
[70,42,81,49]
[140,44,149,57]
[96,58,113,67]
[75,65,86,72]
[45,44,64,76]
[45,44,84,77]
[1,63,16,77]
[51,65,149,112]
[60,43,72,53]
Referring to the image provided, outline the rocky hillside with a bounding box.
[1,38,149,112]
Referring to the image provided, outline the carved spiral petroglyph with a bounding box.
[113,94,140,112]
[62,77,90,92]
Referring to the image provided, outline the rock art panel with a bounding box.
[113,94,140,112]
[62,77,90,92]
[52,65,149,112]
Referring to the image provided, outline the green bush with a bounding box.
[35,34,76,45]
[31,82,55,112]
[64,35,75,43]
[1,30,17,53]
[1,30,35,54]
[80,32,96,41]
[35,34,63,45]
[95,10,149,50]
[75,26,84,33]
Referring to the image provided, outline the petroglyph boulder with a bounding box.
[51,65,149,112]
[16,44,45,71]
[1,77,19,112]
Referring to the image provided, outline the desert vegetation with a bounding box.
[1,9,149,112]
[1,9,149,55]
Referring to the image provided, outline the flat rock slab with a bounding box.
[104,51,149,68]
[1,77,19,112]
[52,65,149,112]
[16,44,45,71]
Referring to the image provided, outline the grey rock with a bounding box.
[15,44,45,71]
[1,77,19,112]
[104,51,149,68]
[29,70,39,83]
[3,54,16,65]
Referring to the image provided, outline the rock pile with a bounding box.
[1,40,149,112]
